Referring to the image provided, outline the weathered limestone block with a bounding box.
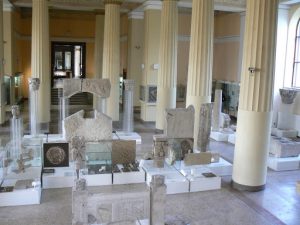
[153,135,168,168]
[82,79,111,98]
[64,110,112,142]
[165,105,195,138]
[111,140,136,165]
[197,103,213,152]
[212,89,222,131]
[150,175,166,225]
[184,152,212,166]
[269,137,300,158]
[63,79,82,98]
[72,178,88,225]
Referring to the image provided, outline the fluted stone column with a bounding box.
[0,0,5,124]
[93,13,104,110]
[186,0,214,147]
[155,0,178,130]
[102,0,122,120]
[232,0,278,191]
[31,0,50,124]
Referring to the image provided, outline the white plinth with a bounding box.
[0,186,41,207]
[97,219,150,225]
[146,171,189,195]
[42,167,74,189]
[207,158,233,176]
[228,133,236,144]
[113,169,145,185]
[268,155,300,171]
[86,173,112,186]
[210,131,229,142]
[271,128,298,138]
[113,131,142,144]
[181,167,221,192]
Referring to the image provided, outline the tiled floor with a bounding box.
[0,103,299,225]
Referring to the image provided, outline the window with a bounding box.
[292,19,300,87]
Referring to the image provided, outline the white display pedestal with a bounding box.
[113,131,142,144]
[268,155,300,171]
[206,158,233,176]
[86,173,112,186]
[271,128,298,138]
[0,167,42,206]
[24,134,65,143]
[98,219,150,225]
[42,167,74,189]
[228,133,236,144]
[210,131,230,142]
[113,169,146,185]
[181,167,221,192]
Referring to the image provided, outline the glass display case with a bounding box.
[4,73,23,105]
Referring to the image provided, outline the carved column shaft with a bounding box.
[102,1,121,120]
[186,0,214,147]
[156,0,178,130]
[31,0,50,123]
[233,0,278,191]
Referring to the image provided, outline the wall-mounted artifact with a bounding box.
[43,143,69,168]
[139,85,145,101]
[148,86,157,103]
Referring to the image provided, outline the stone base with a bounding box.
[270,136,300,158]
[85,173,112,186]
[113,131,142,144]
[206,158,233,176]
[271,128,298,138]
[232,180,265,192]
[268,155,300,171]
[42,167,75,189]
[228,133,236,144]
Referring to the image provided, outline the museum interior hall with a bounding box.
[0,0,299,224]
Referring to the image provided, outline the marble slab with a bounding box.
[64,110,112,142]
[270,137,300,158]
[63,79,81,98]
[165,105,195,138]
[82,79,111,98]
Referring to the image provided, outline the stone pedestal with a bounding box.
[102,0,122,120]
[150,175,166,225]
[155,0,178,130]
[153,135,168,168]
[31,0,50,124]
[232,0,278,191]
[186,0,214,147]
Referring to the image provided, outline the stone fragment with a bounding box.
[111,140,136,165]
[82,78,111,98]
[269,136,300,158]
[165,105,195,138]
[153,135,168,168]
[150,175,166,225]
[212,89,222,131]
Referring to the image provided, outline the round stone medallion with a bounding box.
[46,146,66,165]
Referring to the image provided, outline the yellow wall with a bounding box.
[15,10,96,97]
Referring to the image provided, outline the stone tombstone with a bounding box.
[111,140,136,165]
[153,135,168,168]
[82,79,111,98]
[197,103,213,152]
[71,136,86,179]
[279,88,298,104]
[64,110,112,142]
[165,105,195,138]
[212,89,222,131]
[150,175,166,225]
[28,78,40,91]
[11,105,20,119]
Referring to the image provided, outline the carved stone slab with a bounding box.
[63,78,81,98]
[197,103,213,152]
[111,140,136,165]
[269,137,300,158]
[64,110,112,142]
[184,152,212,166]
[212,89,222,131]
[165,105,195,138]
[82,79,111,98]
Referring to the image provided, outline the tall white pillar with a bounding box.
[93,13,104,110]
[0,0,5,124]
[102,0,121,120]
[232,0,278,191]
[186,0,214,147]
[31,0,50,124]
[155,0,178,130]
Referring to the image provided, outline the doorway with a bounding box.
[51,42,86,87]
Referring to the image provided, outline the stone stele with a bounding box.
[212,89,222,131]
[64,110,112,142]
[111,140,136,165]
[165,105,195,138]
[197,103,213,152]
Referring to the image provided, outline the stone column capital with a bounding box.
[103,0,123,5]
[124,79,135,91]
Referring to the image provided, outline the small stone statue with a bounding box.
[71,136,86,179]
[28,78,40,91]
[11,105,20,119]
